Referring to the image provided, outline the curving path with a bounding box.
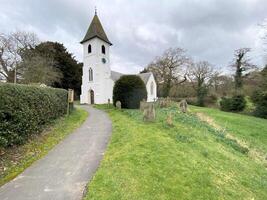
[0,105,112,200]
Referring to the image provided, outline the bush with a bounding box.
[0,83,68,147]
[196,86,208,106]
[204,94,218,105]
[113,75,147,109]
[251,90,267,118]
[220,95,246,112]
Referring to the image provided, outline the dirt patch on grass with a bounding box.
[196,112,267,167]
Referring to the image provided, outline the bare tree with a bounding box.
[0,31,39,83]
[20,55,62,86]
[209,71,221,93]
[145,48,192,97]
[232,48,255,90]
[188,61,214,106]
[209,73,234,96]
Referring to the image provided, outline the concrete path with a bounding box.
[0,106,112,200]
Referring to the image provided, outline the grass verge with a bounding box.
[0,108,88,186]
[84,104,267,200]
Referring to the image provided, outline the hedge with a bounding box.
[0,83,68,147]
[113,75,147,109]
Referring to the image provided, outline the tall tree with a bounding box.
[209,73,234,96]
[209,71,221,93]
[232,48,255,91]
[188,61,214,106]
[144,48,191,97]
[0,31,39,82]
[21,55,62,86]
[23,42,82,98]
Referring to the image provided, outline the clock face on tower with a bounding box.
[102,58,106,64]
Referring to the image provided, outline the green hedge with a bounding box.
[113,75,147,109]
[0,83,68,147]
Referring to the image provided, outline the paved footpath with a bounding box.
[0,106,112,200]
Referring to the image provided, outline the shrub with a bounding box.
[113,75,147,109]
[186,97,198,106]
[196,86,208,106]
[251,90,267,118]
[220,97,232,111]
[0,83,68,147]
[204,94,218,105]
[220,95,246,112]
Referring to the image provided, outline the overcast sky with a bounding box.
[1,0,266,74]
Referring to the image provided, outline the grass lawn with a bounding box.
[84,104,267,200]
[0,107,88,186]
[190,106,267,153]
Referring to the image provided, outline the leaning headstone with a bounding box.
[143,103,156,122]
[179,99,188,113]
[115,101,121,109]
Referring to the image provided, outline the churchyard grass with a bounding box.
[190,105,267,153]
[0,108,88,186]
[84,104,267,200]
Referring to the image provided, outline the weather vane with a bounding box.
[95,6,97,15]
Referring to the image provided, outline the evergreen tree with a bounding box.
[22,42,82,99]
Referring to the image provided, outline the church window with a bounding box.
[150,82,154,95]
[88,44,92,53]
[89,68,93,81]
[102,45,106,54]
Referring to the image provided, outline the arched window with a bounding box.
[88,44,92,53]
[102,45,105,54]
[89,68,93,81]
[150,82,154,95]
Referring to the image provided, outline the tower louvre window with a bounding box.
[102,45,105,54]
[89,67,93,81]
[88,44,92,53]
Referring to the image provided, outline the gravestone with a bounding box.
[159,97,172,108]
[166,113,174,127]
[143,103,156,122]
[115,101,121,109]
[179,99,188,113]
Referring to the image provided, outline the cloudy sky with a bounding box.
[1,0,267,74]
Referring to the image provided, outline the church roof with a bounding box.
[110,71,153,84]
[138,72,153,84]
[110,71,123,82]
[81,14,112,45]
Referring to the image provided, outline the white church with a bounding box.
[80,12,157,104]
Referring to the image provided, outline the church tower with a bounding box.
[80,11,112,104]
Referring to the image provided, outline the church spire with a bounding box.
[80,10,112,45]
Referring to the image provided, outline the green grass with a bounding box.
[190,105,267,153]
[0,108,88,186]
[84,104,267,200]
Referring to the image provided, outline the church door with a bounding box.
[90,90,94,104]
